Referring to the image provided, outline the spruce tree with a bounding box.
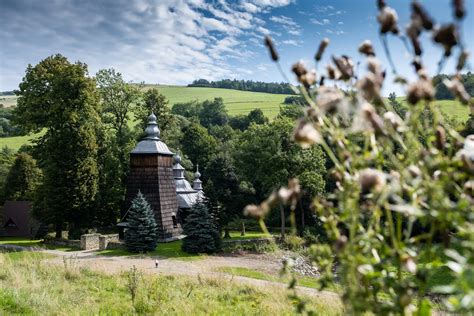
[182,202,220,254]
[125,191,158,253]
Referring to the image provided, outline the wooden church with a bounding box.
[121,113,204,242]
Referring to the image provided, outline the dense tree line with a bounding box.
[188,78,295,94]
[0,108,23,137]
[433,72,473,100]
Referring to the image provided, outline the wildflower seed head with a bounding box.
[362,103,386,135]
[326,64,340,80]
[433,24,459,57]
[359,169,387,194]
[292,119,322,148]
[452,0,465,19]
[457,50,469,71]
[244,203,269,219]
[378,6,399,34]
[315,38,330,61]
[457,135,474,170]
[406,77,435,105]
[412,1,434,30]
[332,55,354,81]
[278,178,301,207]
[377,0,386,10]
[435,126,446,150]
[264,36,279,61]
[316,86,346,114]
[401,254,417,274]
[359,40,375,56]
[292,61,307,77]
[383,111,404,131]
[358,73,383,102]
[443,76,471,105]
[408,165,422,178]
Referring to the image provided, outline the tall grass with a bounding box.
[0,251,343,315]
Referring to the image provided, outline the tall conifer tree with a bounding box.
[125,191,158,253]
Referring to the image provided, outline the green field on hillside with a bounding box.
[0,86,470,152]
[2,85,290,118]
[0,95,17,108]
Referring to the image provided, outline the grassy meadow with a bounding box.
[0,95,17,108]
[0,250,343,315]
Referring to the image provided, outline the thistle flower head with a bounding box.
[292,119,322,148]
[443,76,471,105]
[315,38,330,62]
[358,40,375,56]
[411,1,434,30]
[358,168,387,194]
[377,6,399,34]
[456,50,469,71]
[332,55,354,81]
[452,0,465,19]
[456,135,474,171]
[433,24,459,57]
[316,86,346,114]
[406,75,435,105]
[383,111,404,132]
[264,36,279,61]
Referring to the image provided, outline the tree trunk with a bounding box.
[279,203,286,238]
[241,222,246,236]
[55,223,62,239]
[299,198,305,235]
[224,227,231,239]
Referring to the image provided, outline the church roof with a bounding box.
[131,113,173,155]
[173,153,205,208]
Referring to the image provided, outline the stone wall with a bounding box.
[98,234,120,250]
[44,238,81,249]
[80,233,101,250]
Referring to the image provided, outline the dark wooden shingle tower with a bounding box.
[123,113,182,241]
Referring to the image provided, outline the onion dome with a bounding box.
[131,112,173,155]
[173,152,186,179]
[193,164,203,191]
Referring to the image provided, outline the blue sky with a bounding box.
[1,0,473,95]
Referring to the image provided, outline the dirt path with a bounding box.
[1,244,339,301]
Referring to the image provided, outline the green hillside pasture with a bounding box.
[0,134,36,151]
[0,95,17,108]
[3,86,290,118]
[142,85,289,118]
[398,98,470,121]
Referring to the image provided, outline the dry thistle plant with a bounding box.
[248,0,473,314]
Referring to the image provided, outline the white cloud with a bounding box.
[270,15,301,36]
[252,0,293,7]
[311,18,330,25]
[240,2,259,13]
[281,39,302,46]
[325,29,345,35]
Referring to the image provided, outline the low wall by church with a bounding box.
[80,233,101,250]
[99,234,120,250]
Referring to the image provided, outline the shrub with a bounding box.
[124,191,158,253]
[182,202,220,254]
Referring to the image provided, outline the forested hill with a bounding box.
[188,79,295,94]
[433,72,473,100]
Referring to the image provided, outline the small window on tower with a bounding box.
[172,216,178,228]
